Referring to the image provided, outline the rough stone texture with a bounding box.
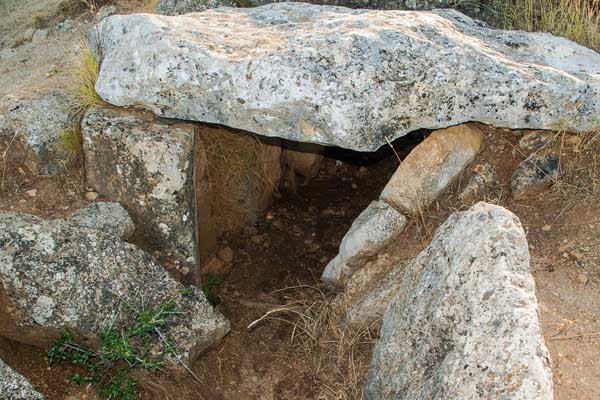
[155,0,491,19]
[321,200,406,289]
[82,106,197,263]
[459,162,498,203]
[381,124,483,213]
[94,3,600,151]
[365,202,553,400]
[0,91,73,174]
[335,254,410,326]
[0,212,229,363]
[511,150,560,200]
[0,358,45,400]
[156,0,236,15]
[70,202,135,240]
[519,130,553,152]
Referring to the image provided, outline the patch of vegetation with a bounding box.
[58,126,83,164]
[475,0,600,50]
[47,300,182,400]
[31,14,47,29]
[202,274,224,306]
[70,43,104,114]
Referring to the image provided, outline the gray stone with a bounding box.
[0,49,16,60]
[0,91,73,174]
[31,29,48,44]
[380,124,483,213]
[365,202,553,400]
[94,3,600,151]
[0,212,229,363]
[335,255,410,326]
[156,0,237,15]
[459,162,498,203]
[0,358,45,400]
[82,106,197,263]
[57,19,75,33]
[511,150,560,200]
[321,200,406,289]
[519,130,554,152]
[155,0,488,18]
[69,202,135,240]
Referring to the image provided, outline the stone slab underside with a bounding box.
[94,3,600,151]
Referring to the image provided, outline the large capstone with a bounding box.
[0,212,230,363]
[82,106,197,263]
[364,202,553,399]
[94,3,599,151]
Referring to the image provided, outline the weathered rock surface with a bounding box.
[321,200,406,289]
[511,150,560,200]
[459,162,498,203]
[365,202,553,400]
[0,358,45,400]
[94,3,600,151]
[156,0,236,15]
[0,91,73,174]
[380,124,483,213]
[335,255,410,326]
[82,106,197,263]
[70,202,135,240]
[155,0,490,18]
[519,130,554,152]
[0,212,229,362]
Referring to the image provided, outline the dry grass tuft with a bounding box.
[69,43,104,114]
[58,126,84,165]
[196,127,277,231]
[546,127,600,218]
[479,0,600,50]
[249,285,378,400]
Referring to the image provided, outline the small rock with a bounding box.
[251,234,264,244]
[519,130,553,152]
[23,28,36,42]
[576,273,588,284]
[85,191,99,201]
[459,163,498,203]
[542,225,552,231]
[217,246,234,264]
[201,257,227,275]
[356,166,368,178]
[511,151,560,200]
[57,19,75,33]
[0,358,45,399]
[25,189,37,197]
[32,29,48,44]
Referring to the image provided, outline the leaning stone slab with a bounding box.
[82,106,197,263]
[0,213,230,363]
[0,91,73,175]
[364,202,553,400]
[94,3,600,151]
[0,358,45,400]
[70,202,135,240]
[380,124,483,213]
[321,200,406,289]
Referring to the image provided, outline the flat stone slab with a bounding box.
[94,3,599,151]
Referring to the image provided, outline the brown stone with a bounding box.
[380,124,483,213]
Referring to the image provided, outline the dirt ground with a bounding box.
[1,1,599,399]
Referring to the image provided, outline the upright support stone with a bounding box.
[365,203,553,400]
[82,106,197,263]
[321,200,406,290]
[380,124,483,213]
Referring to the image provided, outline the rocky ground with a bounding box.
[0,1,599,400]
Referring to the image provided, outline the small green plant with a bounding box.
[70,43,103,114]
[31,14,46,29]
[202,275,224,306]
[47,300,184,400]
